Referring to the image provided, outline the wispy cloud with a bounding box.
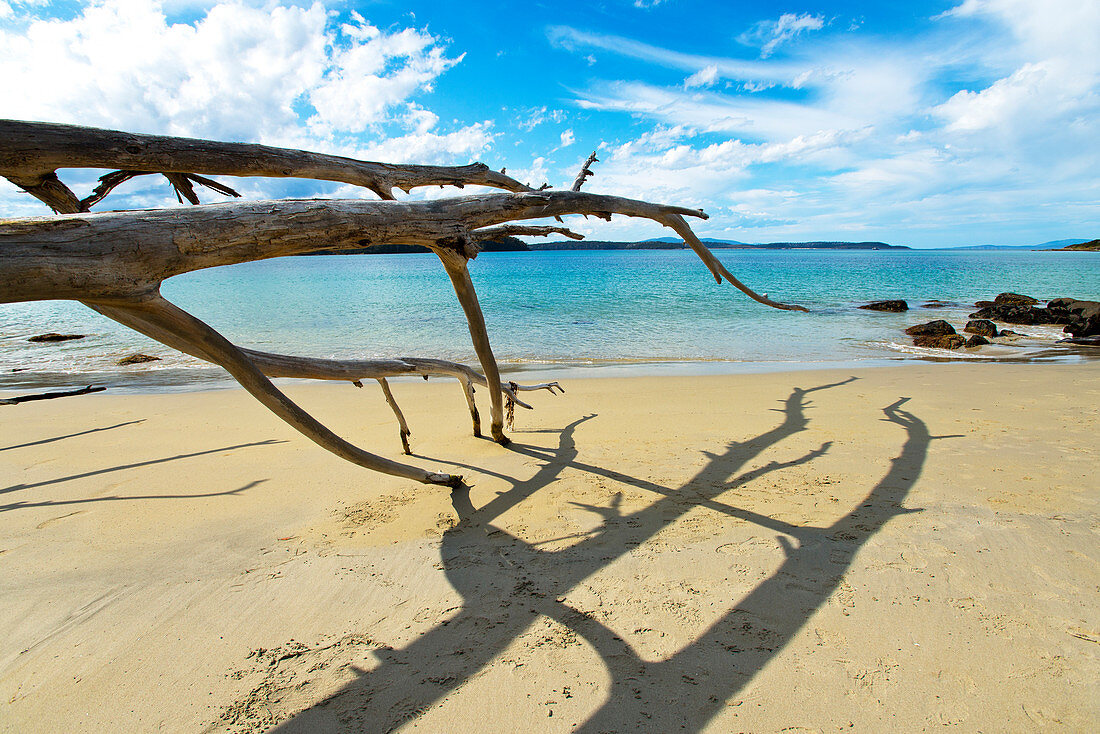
[546,1,1100,244]
[683,64,718,89]
[739,12,826,58]
[547,25,802,85]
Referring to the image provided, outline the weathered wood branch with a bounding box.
[0,191,802,311]
[3,122,805,486]
[88,294,461,486]
[374,378,412,455]
[84,299,536,441]
[472,224,584,241]
[572,150,599,191]
[437,251,510,443]
[0,119,533,210]
[77,170,242,211]
[0,384,105,405]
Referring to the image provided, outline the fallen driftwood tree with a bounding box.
[1,119,804,486]
[0,385,106,406]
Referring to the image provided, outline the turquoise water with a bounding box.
[2,249,1097,391]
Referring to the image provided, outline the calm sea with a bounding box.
[2,249,1097,392]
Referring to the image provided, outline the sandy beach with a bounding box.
[1,363,1097,732]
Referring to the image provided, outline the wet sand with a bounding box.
[1,363,1097,732]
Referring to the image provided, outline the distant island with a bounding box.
[948,238,1092,250]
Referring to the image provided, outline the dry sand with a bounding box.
[1,363,1097,732]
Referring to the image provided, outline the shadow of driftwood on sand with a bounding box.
[0,419,145,453]
[2,439,283,500]
[1,478,269,513]
[265,378,944,733]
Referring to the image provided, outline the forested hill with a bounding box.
[308,238,909,255]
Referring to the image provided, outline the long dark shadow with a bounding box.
[0,419,145,452]
[2,439,285,495]
[1,478,267,512]
[261,377,939,733]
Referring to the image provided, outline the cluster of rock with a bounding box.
[969,293,1099,337]
[860,292,1098,351]
[903,320,995,349]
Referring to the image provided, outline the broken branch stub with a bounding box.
[571,150,599,192]
[2,121,804,486]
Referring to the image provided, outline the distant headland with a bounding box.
[1052,239,1099,251]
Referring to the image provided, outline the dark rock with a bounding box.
[964,319,999,337]
[1060,335,1100,346]
[999,329,1025,337]
[1058,299,1100,337]
[965,335,990,347]
[974,300,996,309]
[968,305,1057,325]
[904,320,956,337]
[921,301,951,308]
[859,300,908,312]
[28,333,85,343]
[117,353,161,365]
[973,296,1100,336]
[914,334,966,349]
[994,292,1039,306]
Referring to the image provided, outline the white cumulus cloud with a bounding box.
[0,1,473,148]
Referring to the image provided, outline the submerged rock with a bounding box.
[904,320,956,337]
[1060,335,1100,346]
[914,334,966,349]
[921,301,951,308]
[28,333,85,343]
[859,300,908,312]
[117,353,161,365]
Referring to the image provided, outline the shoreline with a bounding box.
[2,363,1097,732]
[3,344,1098,397]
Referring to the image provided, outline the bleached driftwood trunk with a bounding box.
[1,120,803,486]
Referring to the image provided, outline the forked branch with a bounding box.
[0,119,533,212]
[3,122,805,487]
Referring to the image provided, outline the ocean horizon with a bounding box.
[2,248,1097,393]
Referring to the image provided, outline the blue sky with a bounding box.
[1,0,1097,247]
